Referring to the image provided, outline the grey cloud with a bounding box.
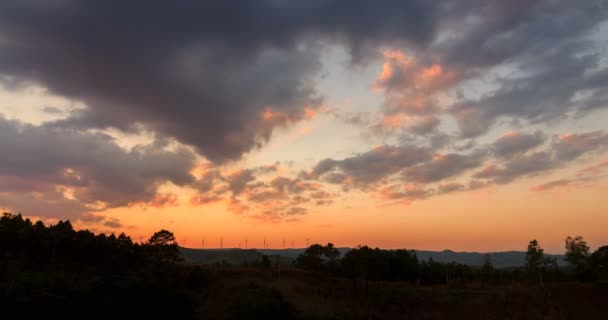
[437,182,466,194]
[532,159,608,191]
[0,0,444,162]
[553,131,608,161]
[192,169,224,193]
[226,169,257,196]
[473,152,554,184]
[331,111,372,127]
[310,145,432,187]
[473,131,608,184]
[270,176,318,194]
[402,151,486,183]
[449,12,608,137]
[0,190,93,220]
[531,179,577,191]
[0,116,197,217]
[408,117,441,135]
[77,213,106,223]
[103,218,123,229]
[380,185,433,201]
[492,131,545,158]
[285,207,307,216]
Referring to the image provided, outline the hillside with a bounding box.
[180,247,566,268]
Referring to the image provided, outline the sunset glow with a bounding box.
[1,0,607,255]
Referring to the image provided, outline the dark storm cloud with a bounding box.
[0,116,197,217]
[0,0,444,162]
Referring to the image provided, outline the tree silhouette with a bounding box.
[565,235,594,281]
[295,243,341,272]
[481,254,494,285]
[148,229,177,246]
[591,245,608,272]
[525,239,547,287]
[564,236,590,269]
[147,229,181,262]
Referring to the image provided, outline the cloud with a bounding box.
[0,1,607,219]
[189,167,334,221]
[553,131,608,161]
[532,159,608,191]
[473,152,554,184]
[0,116,196,218]
[0,190,92,219]
[472,131,608,185]
[0,0,447,162]
[374,50,461,118]
[576,160,608,177]
[309,144,432,187]
[436,182,466,194]
[379,184,433,202]
[448,3,608,137]
[103,218,123,229]
[531,179,579,191]
[226,169,258,196]
[492,131,546,158]
[402,151,486,183]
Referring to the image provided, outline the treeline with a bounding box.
[2,212,608,318]
[0,213,206,319]
[294,239,608,286]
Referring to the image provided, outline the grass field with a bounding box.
[199,267,608,319]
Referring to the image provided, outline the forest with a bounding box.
[1,212,607,319]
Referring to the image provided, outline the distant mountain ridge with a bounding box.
[414,249,565,268]
[180,247,565,268]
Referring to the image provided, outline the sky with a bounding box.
[1,0,608,253]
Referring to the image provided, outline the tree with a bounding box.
[481,254,494,284]
[147,230,181,262]
[564,236,590,270]
[482,254,494,273]
[525,239,547,287]
[295,243,341,272]
[591,245,608,270]
[324,243,340,261]
[148,229,177,246]
[295,244,325,270]
[525,240,544,271]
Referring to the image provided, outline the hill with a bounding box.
[179,247,566,268]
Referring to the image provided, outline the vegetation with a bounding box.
[1,212,607,319]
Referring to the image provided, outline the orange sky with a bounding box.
[88,169,608,254]
[1,5,608,255]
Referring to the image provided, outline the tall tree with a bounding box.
[564,236,590,270]
[525,239,546,287]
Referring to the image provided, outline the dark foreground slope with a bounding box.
[1,214,607,320]
[203,268,608,320]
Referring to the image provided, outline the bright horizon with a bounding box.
[1,1,608,255]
